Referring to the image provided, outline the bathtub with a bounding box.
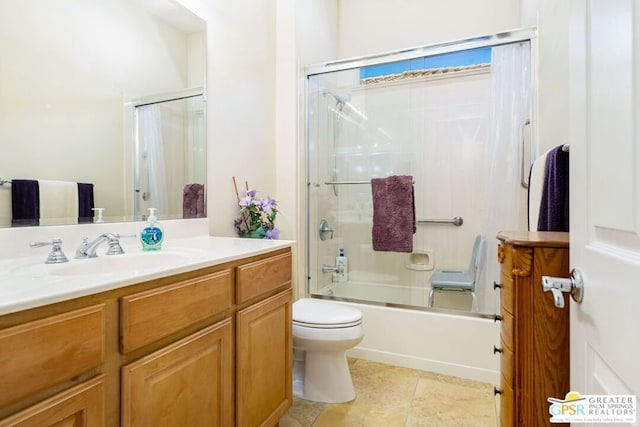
[311,282,500,384]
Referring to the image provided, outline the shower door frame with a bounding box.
[302,27,538,316]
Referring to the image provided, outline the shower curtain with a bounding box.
[479,42,531,312]
[137,104,169,217]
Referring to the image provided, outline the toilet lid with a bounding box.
[293,298,362,327]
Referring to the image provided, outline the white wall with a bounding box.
[180,0,278,237]
[532,0,570,154]
[337,0,522,58]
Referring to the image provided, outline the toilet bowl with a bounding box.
[292,298,364,403]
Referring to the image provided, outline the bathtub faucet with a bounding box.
[322,264,339,274]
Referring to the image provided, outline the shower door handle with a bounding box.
[520,119,532,189]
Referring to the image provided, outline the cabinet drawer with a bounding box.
[500,310,514,350]
[500,275,514,315]
[236,252,292,305]
[0,375,105,427]
[0,305,105,408]
[500,338,514,387]
[121,270,232,353]
[499,374,514,427]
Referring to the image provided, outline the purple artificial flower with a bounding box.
[261,196,277,212]
[247,189,257,198]
[238,196,252,207]
[265,228,280,239]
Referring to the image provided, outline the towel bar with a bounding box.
[324,180,415,185]
[416,217,463,226]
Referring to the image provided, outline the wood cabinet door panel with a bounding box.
[121,320,233,427]
[0,375,105,427]
[236,289,292,427]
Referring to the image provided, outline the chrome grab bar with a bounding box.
[416,216,463,226]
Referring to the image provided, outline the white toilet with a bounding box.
[292,298,364,403]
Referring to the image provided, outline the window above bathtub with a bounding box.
[360,47,492,85]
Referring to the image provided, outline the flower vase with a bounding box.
[241,231,263,239]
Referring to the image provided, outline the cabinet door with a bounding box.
[121,320,233,427]
[236,289,292,427]
[0,375,105,427]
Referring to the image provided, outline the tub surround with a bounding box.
[0,227,294,425]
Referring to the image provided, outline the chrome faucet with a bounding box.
[321,264,339,273]
[75,233,134,258]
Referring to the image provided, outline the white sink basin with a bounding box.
[51,250,198,276]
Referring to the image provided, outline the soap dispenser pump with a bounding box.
[140,208,163,251]
[91,208,104,224]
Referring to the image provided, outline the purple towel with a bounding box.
[537,145,569,232]
[371,175,415,253]
[183,183,206,218]
[11,179,40,226]
[77,182,95,224]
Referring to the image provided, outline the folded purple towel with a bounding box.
[371,175,415,253]
[183,183,206,218]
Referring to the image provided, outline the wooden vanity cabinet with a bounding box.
[496,231,570,427]
[0,247,292,427]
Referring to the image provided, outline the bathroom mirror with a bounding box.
[0,0,206,227]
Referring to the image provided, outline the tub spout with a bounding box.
[322,264,339,273]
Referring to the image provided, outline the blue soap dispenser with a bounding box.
[140,208,163,251]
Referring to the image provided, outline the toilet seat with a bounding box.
[293,298,363,329]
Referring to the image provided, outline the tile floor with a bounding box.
[280,358,498,427]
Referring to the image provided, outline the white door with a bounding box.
[569,0,640,414]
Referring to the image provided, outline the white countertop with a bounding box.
[0,235,294,316]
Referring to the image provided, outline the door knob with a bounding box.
[541,268,584,308]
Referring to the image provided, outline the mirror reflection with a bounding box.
[0,0,206,227]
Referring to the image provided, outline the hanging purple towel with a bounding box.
[78,183,95,224]
[537,145,569,232]
[371,175,415,252]
[183,183,206,218]
[11,179,40,226]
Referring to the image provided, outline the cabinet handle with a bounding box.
[494,386,503,396]
[493,281,502,290]
[494,314,502,322]
[493,345,503,354]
